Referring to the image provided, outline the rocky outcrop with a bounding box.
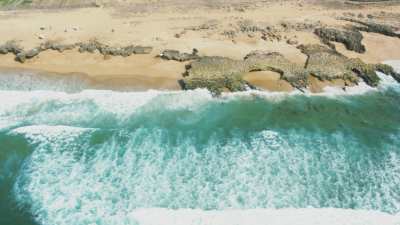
[40,41,77,52]
[299,44,399,87]
[182,56,249,94]
[244,51,309,89]
[182,51,310,94]
[299,44,358,83]
[375,64,400,83]
[181,44,400,94]
[0,40,153,63]
[160,49,199,62]
[78,40,153,56]
[342,18,400,38]
[314,27,366,53]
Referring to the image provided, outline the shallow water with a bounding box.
[1,69,400,225]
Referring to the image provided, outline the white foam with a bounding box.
[384,60,400,73]
[11,125,400,225]
[130,208,400,225]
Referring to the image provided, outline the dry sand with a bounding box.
[0,0,399,92]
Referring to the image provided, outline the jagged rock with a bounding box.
[314,27,366,53]
[341,18,400,38]
[348,58,380,86]
[0,41,23,54]
[244,51,309,89]
[375,64,400,83]
[160,49,199,61]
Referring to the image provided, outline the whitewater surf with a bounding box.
[1,64,400,225]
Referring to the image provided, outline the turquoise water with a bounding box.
[0,73,400,225]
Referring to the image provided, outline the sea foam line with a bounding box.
[129,208,400,225]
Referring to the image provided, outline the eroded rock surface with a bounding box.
[244,51,309,89]
[182,56,249,94]
[314,27,366,53]
[182,45,400,94]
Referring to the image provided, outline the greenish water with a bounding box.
[0,74,400,225]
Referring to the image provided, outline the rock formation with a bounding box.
[160,49,199,61]
[314,27,366,53]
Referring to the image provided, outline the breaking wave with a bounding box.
[0,61,400,225]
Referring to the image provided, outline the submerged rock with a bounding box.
[314,27,366,53]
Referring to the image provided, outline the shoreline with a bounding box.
[0,1,400,93]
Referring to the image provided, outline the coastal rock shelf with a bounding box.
[182,45,400,94]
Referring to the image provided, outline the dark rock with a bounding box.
[160,49,199,61]
[341,18,400,38]
[314,27,366,53]
[348,58,380,86]
[375,63,400,83]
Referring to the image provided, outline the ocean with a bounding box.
[0,62,400,225]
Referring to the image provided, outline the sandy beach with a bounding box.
[0,0,400,92]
